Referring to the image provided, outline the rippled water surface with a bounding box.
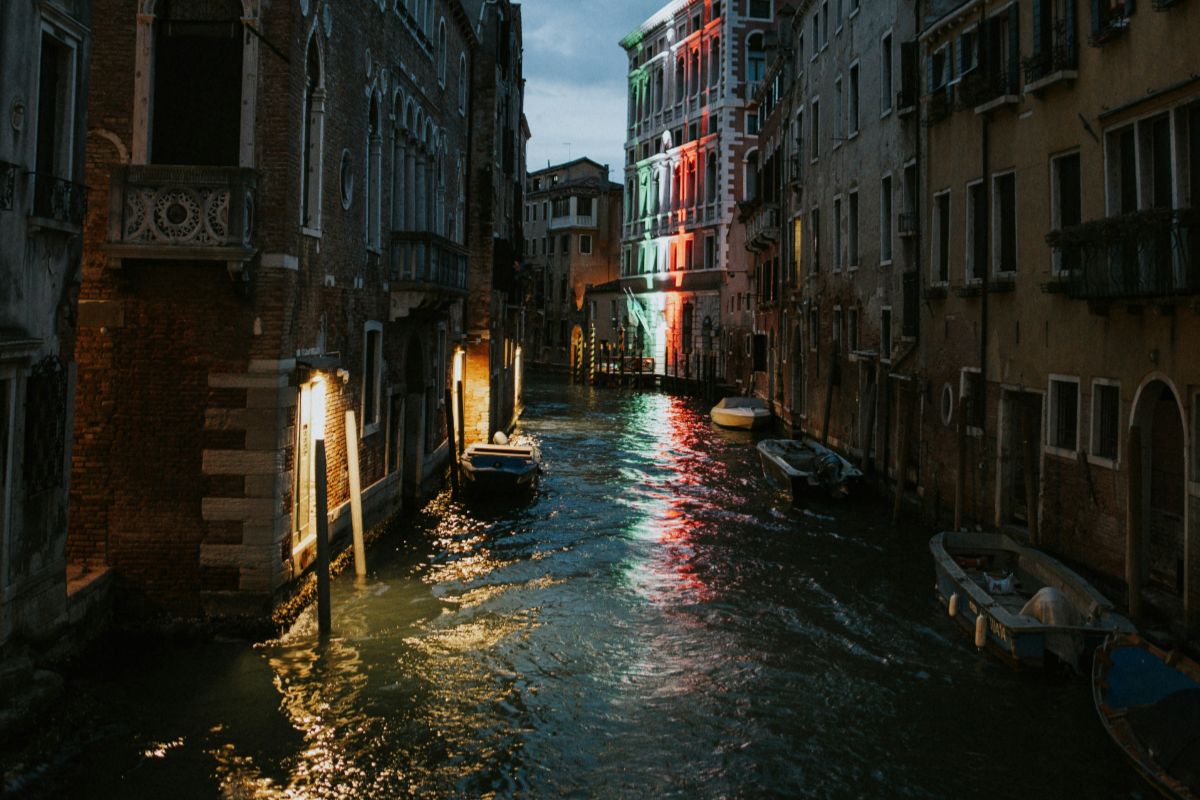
[13,376,1147,799]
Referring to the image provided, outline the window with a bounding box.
[809,305,820,351]
[0,377,11,550]
[362,324,383,434]
[1051,151,1081,274]
[747,33,766,84]
[1048,376,1080,454]
[365,99,383,249]
[847,307,859,353]
[301,36,324,231]
[834,76,844,143]
[965,180,984,282]
[749,0,772,19]
[848,63,860,136]
[340,149,354,209]
[458,54,467,113]
[710,38,721,87]
[685,239,695,270]
[993,171,1017,274]
[835,0,844,29]
[580,234,593,255]
[822,0,830,46]
[848,190,859,269]
[880,175,893,264]
[437,19,447,85]
[811,13,820,60]
[880,307,893,363]
[1091,381,1120,463]
[959,28,978,75]
[1091,0,1134,43]
[704,234,716,269]
[880,33,893,115]
[811,207,821,273]
[961,368,984,431]
[553,197,570,218]
[548,235,555,255]
[834,196,843,271]
[810,99,820,161]
[933,190,950,283]
[560,234,570,256]
[833,307,843,353]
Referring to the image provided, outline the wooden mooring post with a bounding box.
[444,387,460,496]
[954,397,967,532]
[1126,425,1143,625]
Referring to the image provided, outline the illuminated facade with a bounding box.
[70,0,478,622]
[618,0,794,382]
[525,159,622,368]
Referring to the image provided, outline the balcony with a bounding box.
[897,87,919,116]
[389,230,468,319]
[1089,9,1131,46]
[745,204,780,251]
[1022,24,1078,92]
[548,212,596,230]
[1047,209,1199,301]
[107,165,256,269]
[898,211,918,238]
[925,88,954,124]
[31,173,87,230]
[957,68,1019,113]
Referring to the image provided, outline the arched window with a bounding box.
[366,96,382,248]
[301,34,324,230]
[457,53,467,113]
[437,19,447,85]
[747,32,765,85]
[686,160,697,207]
[706,153,717,204]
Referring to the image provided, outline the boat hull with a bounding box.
[929,531,1134,670]
[461,444,540,501]
[711,407,769,430]
[757,439,861,503]
[1093,633,1200,799]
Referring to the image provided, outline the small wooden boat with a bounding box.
[1094,633,1200,799]
[461,439,540,498]
[710,396,770,430]
[757,438,862,501]
[930,531,1135,670]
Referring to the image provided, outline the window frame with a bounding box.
[965,178,984,284]
[1046,374,1082,458]
[960,367,984,436]
[848,60,860,138]
[579,234,593,255]
[880,306,893,365]
[361,322,384,437]
[932,188,951,285]
[992,169,1018,277]
[880,173,893,266]
[1050,148,1082,275]
[847,188,860,270]
[1089,378,1122,469]
[880,30,894,118]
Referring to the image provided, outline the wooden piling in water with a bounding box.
[954,397,967,532]
[1126,425,1143,624]
[893,385,911,526]
[445,387,460,496]
[344,410,367,578]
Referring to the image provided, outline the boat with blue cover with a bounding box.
[1094,633,1200,799]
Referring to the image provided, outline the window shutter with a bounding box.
[957,36,966,74]
[1090,0,1102,38]
[1032,0,1043,57]
[1007,5,1019,90]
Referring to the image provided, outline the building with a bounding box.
[747,0,922,477]
[69,0,479,623]
[917,0,1200,634]
[462,0,528,447]
[525,158,622,367]
[0,0,94,654]
[616,0,794,386]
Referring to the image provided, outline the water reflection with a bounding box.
[10,376,1149,799]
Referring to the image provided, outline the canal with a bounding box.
[9,375,1145,799]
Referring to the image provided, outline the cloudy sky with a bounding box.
[520,0,665,183]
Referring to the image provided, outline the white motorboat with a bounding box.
[710,396,770,430]
[757,438,862,501]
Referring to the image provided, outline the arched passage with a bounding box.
[1132,379,1188,597]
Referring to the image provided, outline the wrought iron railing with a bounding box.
[1,160,16,211]
[1046,209,1199,300]
[898,211,918,237]
[957,67,1017,109]
[32,173,87,226]
[746,203,780,248]
[390,230,468,293]
[1022,22,1078,84]
[111,165,256,249]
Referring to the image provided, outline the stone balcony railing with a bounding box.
[746,203,780,251]
[107,165,257,268]
[389,230,468,319]
[548,213,596,230]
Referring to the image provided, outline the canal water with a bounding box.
[9,376,1146,799]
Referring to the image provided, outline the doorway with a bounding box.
[1134,380,1186,596]
[999,390,1042,529]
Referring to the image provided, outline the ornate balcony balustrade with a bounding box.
[32,173,87,227]
[107,165,256,267]
[1022,22,1078,87]
[746,203,780,251]
[389,230,468,319]
[1047,209,1199,300]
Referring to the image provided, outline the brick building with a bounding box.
[616,0,796,387]
[461,0,527,447]
[70,0,481,623]
[525,158,621,368]
[0,0,93,653]
[916,0,1200,634]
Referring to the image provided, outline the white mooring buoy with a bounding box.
[974,614,988,649]
[948,592,959,618]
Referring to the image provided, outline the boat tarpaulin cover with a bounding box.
[1020,587,1084,667]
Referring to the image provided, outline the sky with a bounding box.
[520,0,666,183]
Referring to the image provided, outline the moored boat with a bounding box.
[757,438,862,501]
[930,531,1135,670]
[461,439,540,499]
[710,396,770,430]
[1093,633,1200,799]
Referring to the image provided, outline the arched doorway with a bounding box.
[1132,379,1187,597]
[403,335,426,501]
